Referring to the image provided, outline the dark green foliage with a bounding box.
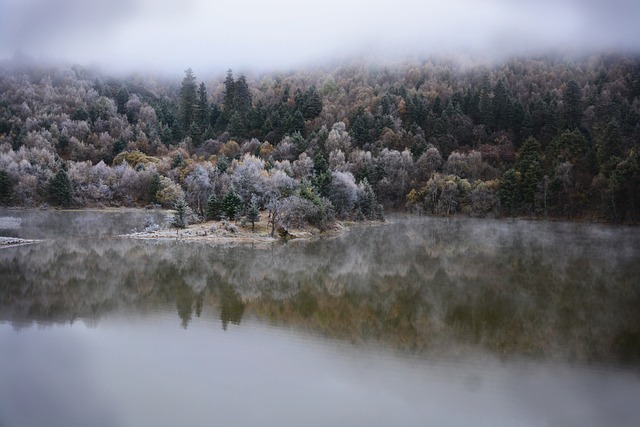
[217,156,229,173]
[223,69,236,116]
[222,188,243,220]
[0,170,13,206]
[172,198,188,228]
[295,85,323,120]
[205,193,221,220]
[222,71,253,138]
[148,173,161,204]
[48,169,73,207]
[349,106,375,147]
[498,169,521,216]
[192,82,211,145]
[356,179,384,220]
[563,80,582,129]
[112,137,127,158]
[234,76,252,115]
[179,68,198,133]
[116,86,129,115]
[515,137,543,211]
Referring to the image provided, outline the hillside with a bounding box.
[1,54,639,223]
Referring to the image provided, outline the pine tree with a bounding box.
[205,193,221,220]
[563,80,582,129]
[234,75,252,115]
[222,188,243,220]
[179,68,198,132]
[498,169,521,216]
[148,173,161,204]
[172,198,188,229]
[302,86,322,120]
[116,86,129,115]
[49,169,73,207]
[0,170,12,206]
[196,82,211,134]
[223,69,236,116]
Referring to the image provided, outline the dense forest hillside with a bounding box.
[1,54,639,223]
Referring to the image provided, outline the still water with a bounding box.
[1,210,639,427]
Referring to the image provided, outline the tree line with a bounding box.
[0,53,638,224]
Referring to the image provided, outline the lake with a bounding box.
[1,210,639,427]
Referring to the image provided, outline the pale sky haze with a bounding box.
[1,0,639,74]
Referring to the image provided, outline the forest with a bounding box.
[0,53,639,226]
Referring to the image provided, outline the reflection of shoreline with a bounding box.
[0,213,638,365]
[0,236,42,248]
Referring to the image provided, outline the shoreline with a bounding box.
[121,214,384,244]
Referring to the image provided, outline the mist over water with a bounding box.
[1,210,640,426]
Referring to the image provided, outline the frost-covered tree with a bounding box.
[329,171,358,218]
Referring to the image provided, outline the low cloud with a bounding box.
[1,0,638,74]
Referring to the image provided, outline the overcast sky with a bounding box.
[1,0,639,75]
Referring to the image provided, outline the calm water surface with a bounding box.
[1,210,639,427]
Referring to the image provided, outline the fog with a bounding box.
[1,0,639,74]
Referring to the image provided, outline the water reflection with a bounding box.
[1,213,639,365]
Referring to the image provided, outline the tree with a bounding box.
[356,178,384,220]
[49,169,73,207]
[179,68,198,132]
[329,171,358,218]
[517,137,544,211]
[563,80,582,129]
[222,188,243,220]
[172,198,189,229]
[194,82,211,144]
[247,194,260,231]
[116,86,129,115]
[498,169,521,216]
[301,86,323,120]
[223,69,236,116]
[205,194,221,221]
[0,170,13,206]
[234,75,252,115]
[148,172,161,204]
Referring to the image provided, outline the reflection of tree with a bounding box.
[219,285,245,330]
[1,215,639,364]
[175,280,194,329]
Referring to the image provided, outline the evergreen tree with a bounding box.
[0,170,13,206]
[148,173,161,204]
[356,178,384,220]
[223,69,236,116]
[517,137,544,211]
[179,68,198,132]
[195,82,211,140]
[116,86,129,115]
[172,198,188,229]
[297,85,323,120]
[498,169,521,216]
[49,168,73,207]
[222,188,243,220]
[563,80,582,129]
[205,193,221,220]
[234,75,252,115]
